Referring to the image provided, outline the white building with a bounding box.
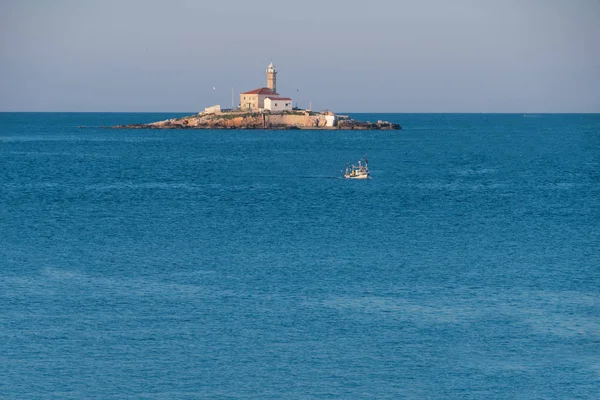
[325,114,337,127]
[264,97,293,112]
[203,104,221,113]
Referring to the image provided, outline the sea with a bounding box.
[1,112,599,399]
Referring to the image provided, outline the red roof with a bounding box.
[266,97,292,101]
[241,87,278,95]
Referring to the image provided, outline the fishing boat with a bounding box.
[344,157,370,179]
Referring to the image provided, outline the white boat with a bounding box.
[344,157,370,179]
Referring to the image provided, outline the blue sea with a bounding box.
[1,112,599,399]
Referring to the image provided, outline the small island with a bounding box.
[114,62,401,131]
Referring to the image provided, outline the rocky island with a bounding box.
[114,62,401,130]
[115,110,401,130]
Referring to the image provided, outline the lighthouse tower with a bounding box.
[266,62,277,93]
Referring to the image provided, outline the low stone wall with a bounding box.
[266,114,330,128]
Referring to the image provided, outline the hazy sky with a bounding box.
[1,0,599,112]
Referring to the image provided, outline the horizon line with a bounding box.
[1,111,599,115]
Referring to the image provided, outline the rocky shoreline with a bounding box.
[113,111,401,130]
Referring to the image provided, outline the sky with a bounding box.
[1,0,599,112]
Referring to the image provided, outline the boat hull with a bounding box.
[344,174,369,179]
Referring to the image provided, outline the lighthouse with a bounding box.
[266,62,277,93]
[240,62,291,111]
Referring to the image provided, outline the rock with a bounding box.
[113,111,402,130]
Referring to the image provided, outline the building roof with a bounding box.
[240,87,278,95]
[266,97,292,101]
